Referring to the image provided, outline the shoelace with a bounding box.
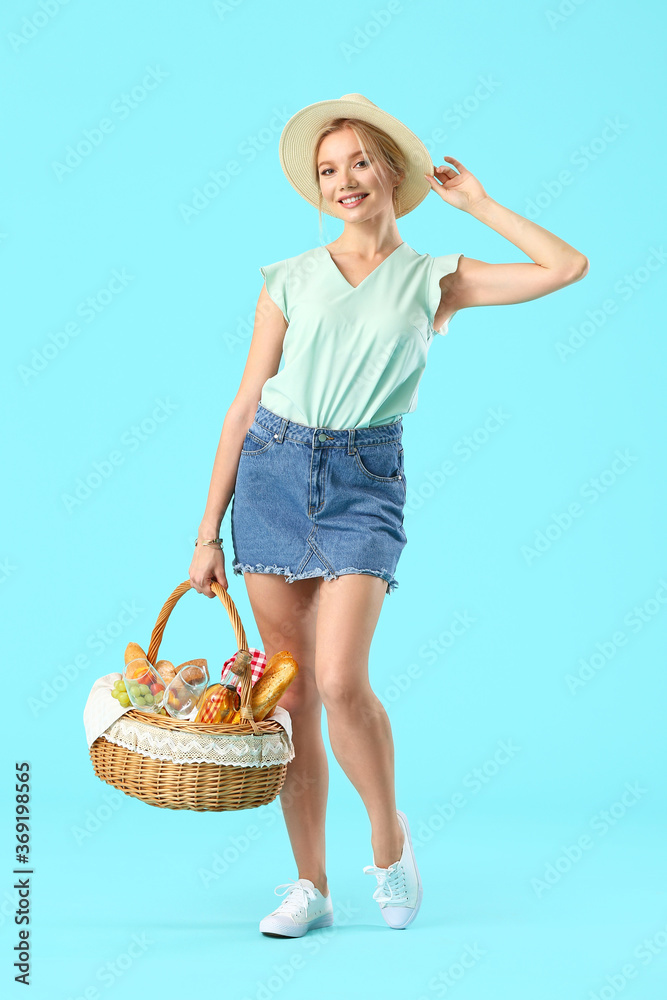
[272,879,317,916]
[363,861,409,905]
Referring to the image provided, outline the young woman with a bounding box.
[188,94,589,937]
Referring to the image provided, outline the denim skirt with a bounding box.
[231,403,408,595]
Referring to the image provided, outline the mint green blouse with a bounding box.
[258,242,463,430]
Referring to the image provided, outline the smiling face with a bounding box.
[316,126,403,221]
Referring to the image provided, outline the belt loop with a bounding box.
[348,428,356,455]
[273,417,287,443]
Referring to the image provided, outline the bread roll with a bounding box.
[124,642,152,681]
[124,642,148,666]
[251,651,298,721]
[155,659,176,684]
[176,658,207,684]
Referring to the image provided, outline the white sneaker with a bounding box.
[363,809,423,929]
[259,878,334,937]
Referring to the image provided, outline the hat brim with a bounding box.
[278,98,435,219]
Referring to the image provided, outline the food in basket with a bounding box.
[125,657,155,687]
[224,704,274,725]
[124,642,149,666]
[111,677,131,707]
[156,659,177,684]
[195,683,224,723]
[195,683,240,724]
[222,649,253,691]
[89,579,297,813]
[126,680,159,707]
[177,659,207,683]
[123,657,166,713]
[220,688,241,722]
[250,650,298,721]
[163,659,209,719]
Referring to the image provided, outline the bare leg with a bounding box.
[314,574,404,869]
[243,573,330,896]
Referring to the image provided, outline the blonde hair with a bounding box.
[312,118,407,236]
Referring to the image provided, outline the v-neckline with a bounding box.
[320,241,405,290]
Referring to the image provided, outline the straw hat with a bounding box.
[278,93,435,219]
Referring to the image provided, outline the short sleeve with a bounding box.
[427,253,463,335]
[259,259,289,322]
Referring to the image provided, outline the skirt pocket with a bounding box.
[354,441,404,483]
[241,420,277,456]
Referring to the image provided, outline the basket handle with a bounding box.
[145,580,261,733]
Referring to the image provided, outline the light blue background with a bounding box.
[2,0,666,998]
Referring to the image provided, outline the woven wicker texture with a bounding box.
[89,580,292,811]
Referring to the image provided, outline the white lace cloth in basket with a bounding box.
[100,709,295,767]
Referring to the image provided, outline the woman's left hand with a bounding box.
[424,157,488,213]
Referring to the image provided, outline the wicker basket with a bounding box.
[89,580,292,811]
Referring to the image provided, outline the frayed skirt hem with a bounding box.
[231,561,398,595]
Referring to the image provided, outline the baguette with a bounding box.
[251,651,298,721]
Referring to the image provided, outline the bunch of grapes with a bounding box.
[110,674,168,714]
[128,679,162,708]
[111,678,130,707]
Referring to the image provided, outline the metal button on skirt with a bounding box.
[231,403,407,595]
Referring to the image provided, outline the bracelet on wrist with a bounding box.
[195,537,224,549]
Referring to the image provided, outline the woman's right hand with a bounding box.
[189,543,228,598]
